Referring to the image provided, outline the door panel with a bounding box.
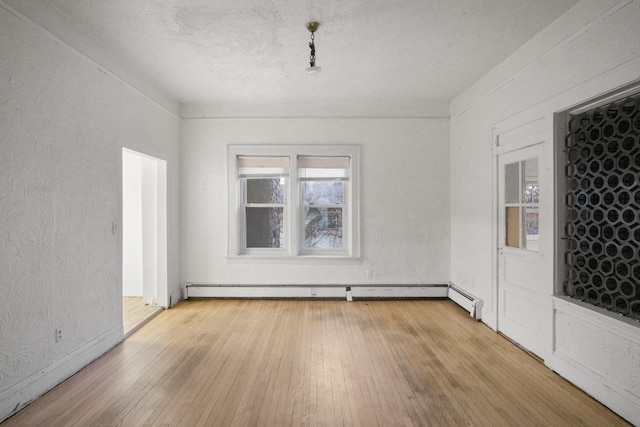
[498,143,543,357]
[504,257,539,291]
[503,290,539,331]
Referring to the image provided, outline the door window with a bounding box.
[504,157,540,251]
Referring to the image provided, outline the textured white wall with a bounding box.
[141,156,159,304]
[0,7,181,420]
[181,118,450,285]
[122,151,144,297]
[449,0,640,423]
[450,0,640,311]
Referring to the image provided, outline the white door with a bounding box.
[497,143,544,357]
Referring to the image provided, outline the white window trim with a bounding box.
[228,144,360,262]
[240,176,288,256]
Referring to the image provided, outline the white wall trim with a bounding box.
[492,57,640,134]
[549,355,639,426]
[552,297,640,346]
[549,297,640,425]
[352,286,449,299]
[185,284,449,299]
[0,327,123,423]
[480,308,497,331]
[169,288,183,308]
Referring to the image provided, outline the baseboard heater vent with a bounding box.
[448,284,482,320]
[185,283,449,300]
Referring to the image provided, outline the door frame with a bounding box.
[497,142,544,356]
[121,148,169,308]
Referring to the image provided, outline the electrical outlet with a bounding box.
[55,327,63,343]
[366,269,374,279]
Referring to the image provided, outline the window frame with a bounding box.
[228,144,360,261]
[298,156,350,256]
[240,176,288,255]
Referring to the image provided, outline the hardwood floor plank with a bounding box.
[2,300,630,427]
[122,297,162,336]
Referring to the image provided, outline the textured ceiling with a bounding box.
[5,0,579,106]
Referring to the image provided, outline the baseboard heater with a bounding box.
[448,284,482,320]
[185,283,449,300]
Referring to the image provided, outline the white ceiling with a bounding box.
[6,0,579,107]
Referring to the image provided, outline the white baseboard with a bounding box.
[187,286,345,298]
[351,286,448,298]
[185,284,449,299]
[549,297,640,425]
[480,308,497,330]
[169,288,182,307]
[548,353,640,426]
[0,327,123,423]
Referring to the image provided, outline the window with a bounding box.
[504,157,540,252]
[299,156,349,252]
[238,156,288,251]
[228,145,360,259]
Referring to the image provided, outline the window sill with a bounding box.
[226,255,363,265]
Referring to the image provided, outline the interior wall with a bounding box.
[449,0,640,423]
[0,6,181,421]
[181,117,450,286]
[450,0,640,317]
[141,156,159,305]
[122,151,144,297]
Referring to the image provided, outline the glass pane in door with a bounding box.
[506,207,521,248]
[504,156,540,251]
[523,157,539,203]
[505,162,520,204]
[524,207,540,251]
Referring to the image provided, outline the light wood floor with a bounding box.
[122,297,162,336]
[3,300,629,426]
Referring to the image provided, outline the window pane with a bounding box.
[246,178,285,204]
[523,157,539,203]
[305,207,342,248]
[304,181,344,205]
[506,207,520,248]
[246,207,284,248]
[505,162,520,204]
[524,183,540,204]
[525,207,539,252]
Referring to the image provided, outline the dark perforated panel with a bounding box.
[564,94,640,320]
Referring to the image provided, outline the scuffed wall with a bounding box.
[181,117,450,286]
[0,6,180,420]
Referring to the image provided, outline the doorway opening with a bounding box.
[122,148,168,336]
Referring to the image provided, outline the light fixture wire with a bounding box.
[309,30,316,67]
[306,22,321,73]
